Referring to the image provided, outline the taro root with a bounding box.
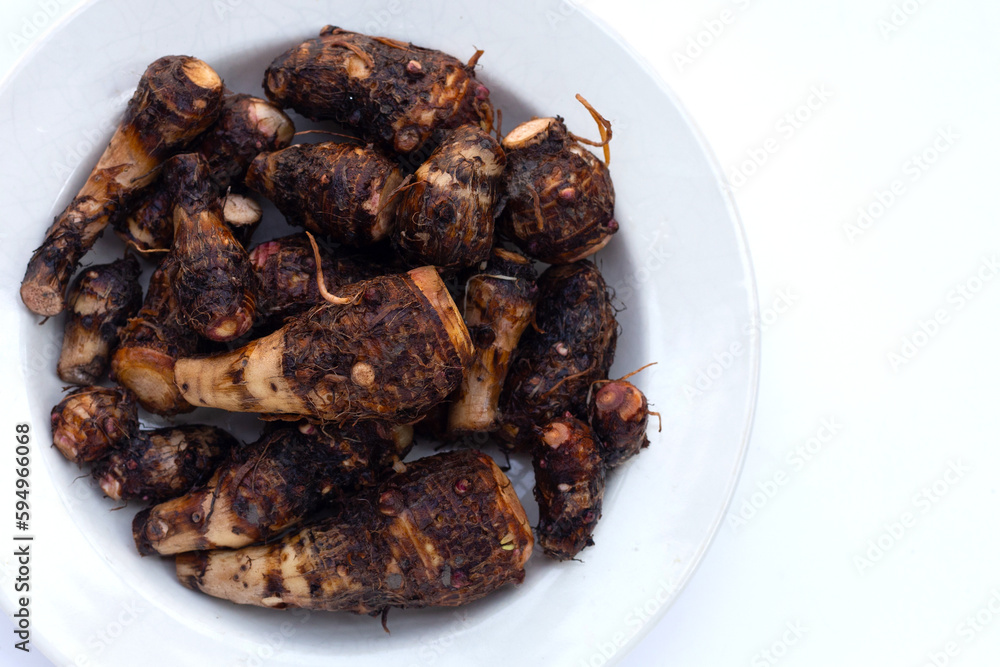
[50,386,138,465]
[21,56,224,316]
[245,142,404,247]
[589,380,651,469]
[499,114,617,264]
[447,248,537,434]
[175,449,532,613]
[57,256,143,385]
[532,416,605,561]
[117,189,264,254]
[222,193,263,248]
[133,421,413,555]
[115,187,174,254]
[165,153,259,342]
[113,93,293,254]
[192,93,296,189]
[393,124,506,269]
[499,260,617,447]
[111,256,197,416]
[174,266,473,424]
[93,425,237,504]
[248,233,391,321]
[263,26,493,156]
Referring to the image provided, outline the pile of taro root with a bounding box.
[25,27,657,618]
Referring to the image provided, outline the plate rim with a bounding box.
[0,1,761,664]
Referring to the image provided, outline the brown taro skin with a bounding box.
[114,187,175,254]
[590,380,650,469]
[532,416,605,561]
[447,248,538,434]
[165,153,259,342]
[117,189,264,254]
[50,386,138,465]
[499,261,618,448]
[174,267,474,425]
[499,117,617,264]
[21,56,224,316]
[245,142,404,247]
[263,26,493,156]
[393,124,507,269]
[248,233,391,322]
[93,425,236,504]
[175,449,533,614]
[111,256,198,416]
[113,94,294,254]
[132,422,411,555]
[57,256,143,385]
[192,93,296,190]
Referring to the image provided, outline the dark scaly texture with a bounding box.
[50,386,138,465]
[174,449,532,614]
[114,187,174,254]
[57,256,143,385]
[499,261,618,448]
[590,380,651,469]
[166,153,259,342]
[499,117,617,264]
[393,124,506,269]
[447,248,537,434]
[174,267,473,424]
[248,233,393,322]
[193,93,296,189]
[114,94,293,254]
[263,27,493,156]
[21,56,224,316]
[93,425,237,503]
[279,272,467,422]
[111,256,197,416]
[132,422,410,555]
[245,142,403,247]
[532,416,605,560]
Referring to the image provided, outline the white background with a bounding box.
[2,1,999,666]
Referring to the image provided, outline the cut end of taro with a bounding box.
[52,430,84,464]
[502,117,557,151]
[595,380,645,421]
[113,348,190,416]
[98,472,124,501]
[20,281,64,317]
[202,307,255,342]
[181,58,223,91]
[249,98,295,147]
[595,381,628,413]
[223,194,263,228]
[542,421,572,449]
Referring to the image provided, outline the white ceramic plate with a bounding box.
[0,1,758,665]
